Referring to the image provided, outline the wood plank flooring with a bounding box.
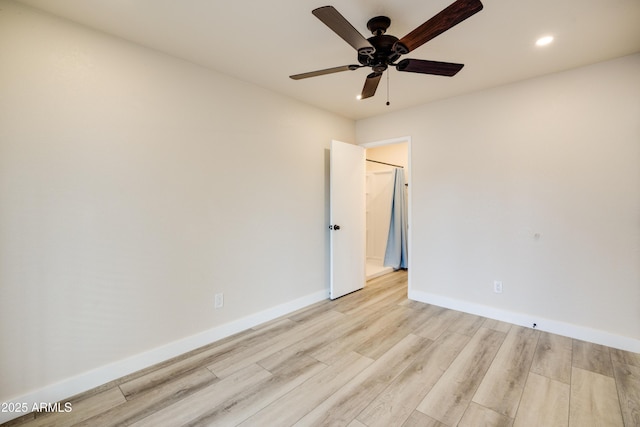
[4,271,639,426]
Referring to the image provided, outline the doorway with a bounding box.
[362,137,411,284]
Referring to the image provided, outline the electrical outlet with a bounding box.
[214,293,224,309]
[493,281,503,294]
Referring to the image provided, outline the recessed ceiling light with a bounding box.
[356,94,362,100]
[536,35,554,46]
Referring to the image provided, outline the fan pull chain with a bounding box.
[386,70,390,106]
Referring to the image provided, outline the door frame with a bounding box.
[360,136,412,294]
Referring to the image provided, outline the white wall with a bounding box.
[0,0,354,407]
[357,54,640,352]
[366,170,394,264]
[366,143,409,172]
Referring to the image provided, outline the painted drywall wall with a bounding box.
[366,143,409,172]
[0,0,354,405]
[365,143,410,186]
[357,53,640,350]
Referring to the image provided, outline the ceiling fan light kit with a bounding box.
[290,0,484,101]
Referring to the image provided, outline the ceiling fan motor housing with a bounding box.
[358,16,402,72]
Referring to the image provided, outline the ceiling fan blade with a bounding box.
[290,65,359,80]
[360,72,382,99]
[394,0,483,54]
[312,6,374,52]
[396,59,464,76]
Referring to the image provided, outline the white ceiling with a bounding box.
[17,0,640,120]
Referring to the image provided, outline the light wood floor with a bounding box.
[5,271,639,426]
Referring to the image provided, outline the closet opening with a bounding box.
[364,139,409,281]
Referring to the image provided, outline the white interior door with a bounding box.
[330,140,365,299]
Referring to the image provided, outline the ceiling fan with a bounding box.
[290,0,483,100]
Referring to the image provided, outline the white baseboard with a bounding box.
[409,289,640,354]
[0,289,329,424]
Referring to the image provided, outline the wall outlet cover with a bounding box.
[493,281,503,294]
[214,293,224,309]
